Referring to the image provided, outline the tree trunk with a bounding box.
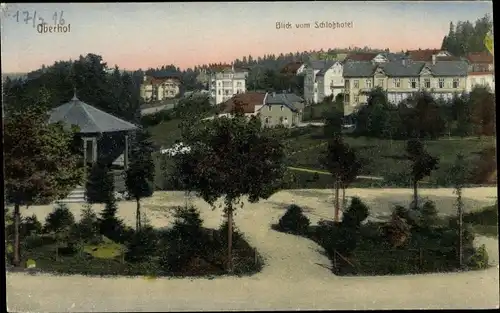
[136,198,141,231]
[334,180,340,222]
[342,185,347,211]
[226,203,234,273]
[457,189,464,268]
[413,179,418,209]
[13,203,21,267]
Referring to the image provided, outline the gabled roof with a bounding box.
[343,61,377,77]
[343,60,469,78]
[428,60,469,76]
[49,95,138,133]
[263,92,303,112]
[144,76,181,85]
[466,52,494,64]
[345,52,379,62]
[379,61,426,77]
[316,61,341,76]
[281,62,304,74]
[308,60,336,70]
[220,92,266,114]
[406,49,451,61]
[379,52,408,62]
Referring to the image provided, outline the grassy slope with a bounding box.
[149,119,496,188]
[287,126,495,185]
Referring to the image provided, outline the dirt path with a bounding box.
[7,188,499,311]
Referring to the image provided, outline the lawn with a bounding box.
[464,204,498,238]
[286,126,496,187]
[149,118,496,190]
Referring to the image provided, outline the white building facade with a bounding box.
[316,61,344,102]
[209,68,248,105]
[466,72,495,93]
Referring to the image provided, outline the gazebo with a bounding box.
[49,92,138,196]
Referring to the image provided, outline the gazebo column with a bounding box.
[124,134,129,170]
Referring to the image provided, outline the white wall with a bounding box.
[467,74,495,93]
[303,67,319,104]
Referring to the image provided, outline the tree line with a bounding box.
[333,86,496,140]
[3,53,143,124]
[441,14,492,57]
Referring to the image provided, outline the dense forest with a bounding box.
[440,14,492,56]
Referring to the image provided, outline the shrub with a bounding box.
[159,205,205,273]
[44,203,76,234]
[86,162,115,204]
[218,220,244,246]
[98,193,130,243]
[23,214,43,236]
[125,227,158,263]
[467,244,489,269]
[419,200,438,227]
[342,197,369,228]
[277,204,310,235]
[71,205,101,244]
[463,205,498,226]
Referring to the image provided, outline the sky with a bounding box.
[1,1,494,73]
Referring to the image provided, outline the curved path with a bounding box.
[7,188,499,311]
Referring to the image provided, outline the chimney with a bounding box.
[432,54,436,65]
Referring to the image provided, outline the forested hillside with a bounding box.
[441,14,492,56]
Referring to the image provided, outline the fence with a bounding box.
[332,247,459,275]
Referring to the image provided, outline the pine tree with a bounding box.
[125,129,155,231]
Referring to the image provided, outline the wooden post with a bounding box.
[92,137,97,163]
[419,248,423,270]
[124,134,129,171]
[83,137,88,181]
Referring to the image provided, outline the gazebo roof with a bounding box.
[49,94,138,133]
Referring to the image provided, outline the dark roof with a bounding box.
[264,93,303,112]
[379,52,408,62]
[281,62,304,74]
[343,60,468,77]
[379,61,426,77]
[49,95,138,133]
[220,92,266,114]
[405,49,453,61]
[345,52,379,62]
[343,61,377,77]
[427,60,469,77]
[308,60,335,70]
[316,61,341,76]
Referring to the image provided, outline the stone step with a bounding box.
[56,198,86,204]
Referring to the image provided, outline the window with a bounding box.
[410,78,417,89]
[471,78,476,85]
[354,95,359,104]
[314,88,317,93]
[424,78,431,88]
[345,79,350,88]
[366,79,372,89]
[280,105,284,111]
[265,117,269,124]
[353,80,359,89]
[393,78,401,88]
[480,78,486,85]
[237,82,242,87]
[438,78,444,88]
[452,78,459,88]
[284,117,288,124]
[268,106,272,111]
[378,79,384,87]
[218,90,221,95]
